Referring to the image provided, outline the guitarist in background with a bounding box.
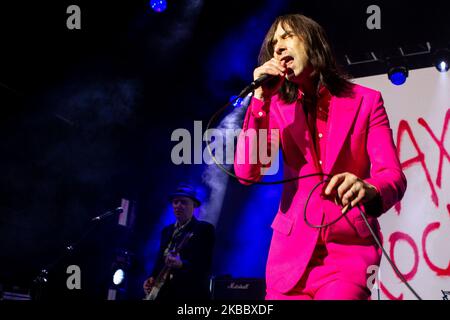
[143,184,215,300]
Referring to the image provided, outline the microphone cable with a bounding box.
[205,97,422,300]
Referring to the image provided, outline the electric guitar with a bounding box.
[144,231,194,300]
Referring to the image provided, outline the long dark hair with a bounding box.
[258,14,353,103]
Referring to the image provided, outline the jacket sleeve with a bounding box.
[234,97,279,185]
[363,91,407,216]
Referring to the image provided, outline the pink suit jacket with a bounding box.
[234,83,407,294]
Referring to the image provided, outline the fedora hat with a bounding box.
[168,183,201,208]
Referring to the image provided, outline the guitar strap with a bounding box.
[163,219,191,258]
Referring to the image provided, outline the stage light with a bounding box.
[434,50,449,72]
[150,0,167,13]
[112,268,125,286]
[108,249,132,300]
[388,66,408,86]
[437,61,448,72]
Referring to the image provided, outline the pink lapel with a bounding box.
[275,98,316,166]
[324,94,363,174]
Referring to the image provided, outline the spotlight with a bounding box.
[107,250,132,300]
[437,61,448,72]
[112,268,125,286]
[434,49,450,73]
[388,66,408,86]
[150,0,167,13]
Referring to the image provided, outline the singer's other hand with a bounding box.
[253,58,287,100]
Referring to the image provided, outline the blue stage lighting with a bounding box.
[388,66,408,86]
[150,0,167,13]
[230,95,244,107]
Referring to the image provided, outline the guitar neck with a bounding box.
[155,232,193,281]
[154,265,171,285]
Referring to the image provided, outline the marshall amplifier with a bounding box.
[211,277,266,300]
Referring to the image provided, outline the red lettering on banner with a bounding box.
[389,232,419,281]
[422,222,450,276]
[382,110,450,299]
[380,281,403,300]
[396,120,439,213]
[417,109,450,188]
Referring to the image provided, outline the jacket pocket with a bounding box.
[271,212,293,236]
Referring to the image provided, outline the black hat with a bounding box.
[168,184,201,208]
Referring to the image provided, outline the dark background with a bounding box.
[0,0,449,300]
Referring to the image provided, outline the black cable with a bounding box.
[205,99,325,185]
[303,177,344,228]
[205,97,423,300]
[305,179,422,300]
[357,205,422,300]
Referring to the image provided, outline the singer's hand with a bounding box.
[324,172,379,214]
[253,58,287,100]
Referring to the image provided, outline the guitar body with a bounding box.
[145,284,161,300]
[143,231,194,301]
[145,287,159,300]
[144,270,168,300]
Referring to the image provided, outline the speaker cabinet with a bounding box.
[211,277,265,300]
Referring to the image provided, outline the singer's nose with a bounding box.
[275,45,286,57]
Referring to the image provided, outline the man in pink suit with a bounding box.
[234,14,406,300]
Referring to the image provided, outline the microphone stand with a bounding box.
[32,207,123,300]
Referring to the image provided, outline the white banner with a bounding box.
[355,67,450,300]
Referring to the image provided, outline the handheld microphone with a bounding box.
[237,74,278,99]
[91,207,123,222]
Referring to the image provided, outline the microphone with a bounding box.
[91,207,123,222]
[237,74,278,99]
